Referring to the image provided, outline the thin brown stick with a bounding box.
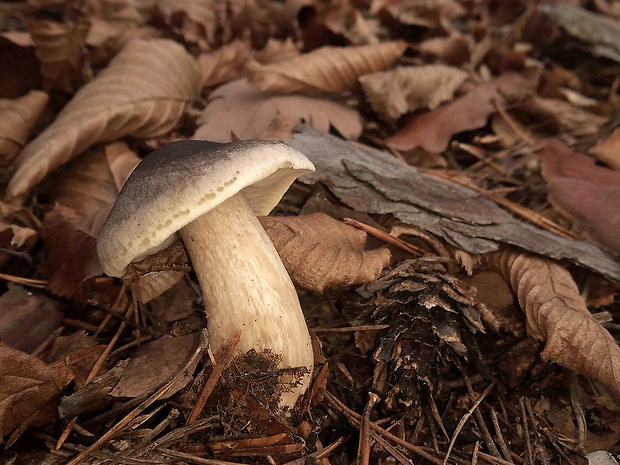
[490,408,515,464]
[493,100,536,146]
[343,218,425,256]
[56,416,78,450]
[443,382,494,465]
[462,373,500,459]
[323,390,444,465]
[313,324,390,334]
[65,330,208,465]
[519,397,533,465]
[185,331,241,426]
[357,393,379,465]
[0,271,46,287]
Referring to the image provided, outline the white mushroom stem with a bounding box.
[178,192,313,409]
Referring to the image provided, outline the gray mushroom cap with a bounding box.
[97,139,315,277]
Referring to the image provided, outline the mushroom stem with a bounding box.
[178,192,313,409]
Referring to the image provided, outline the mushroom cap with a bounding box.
[97,139,315,277]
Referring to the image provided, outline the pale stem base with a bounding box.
[179,193,313,409]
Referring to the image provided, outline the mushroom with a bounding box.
[97,140,315,410]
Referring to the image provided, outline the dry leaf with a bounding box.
[590,127,620,170]
[0,285,63,354]
[132,270,186,304]
[259,213,391,293]
[0,342,73,438]
[5,39,200,206]
[518,95,608,137]
[484,248,620,401]
[386,71,538,153]
[39,205,103,300]
[0,218,37,269]
[371,0,466,28]
[46,142,141,238]
[359,65,468,121]
[194,78,362,142]
[198,40,251,87]
[417,34,473,66]
[156,0,219,48]
[25,13,91,93]
[246,41,407,94]
[539,138,620,255]
[110,333,201,399]
[253,38,301,64]
[0,90,48,170]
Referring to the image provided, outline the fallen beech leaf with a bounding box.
[0,218,37,268]
[359,65,468,121]
[371,0,466,28]
[253,38,300,64]
[46,332,106,389]
[417,34,473,66]
[0,342,73,438]
[259,213,391,293]
[539,139,620,255]
[132,270,186,304]
[110,333,201,399]
[157,0,218,48]
[46,142,141,238]
[25,14,91,93]
[39,205,102,300]
[589,127,620,170]
[246,41,407,94]
[5,39,200,205]
[0,90,48,170]
[194,78,362,141]
[484,248,620,401]
[0,285,63,353]
[198,40,251,88]
[386,71,538,153]
[519,95,608,137]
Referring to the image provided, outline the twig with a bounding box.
[568,373,587,450]
[159,449,245,464]
[312,324,390,334]
[65,330,209,465]
[343,218,425,256]
[492,99,536,146]
[324,390,444,465]
[0,271,46,287]
[490,408,514,464]
[443,382,495,465]
[519,397,533,465]
[357,393,379,465]
[471,441,480,465]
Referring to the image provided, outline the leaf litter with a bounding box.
[1,0,620,463]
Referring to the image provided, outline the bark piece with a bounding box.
[246,41,407,94]
[484,248,620,401]
[5,38,200,205]
[260,213,391,293]
[286,126,620,283]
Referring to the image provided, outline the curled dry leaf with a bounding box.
[371,0,466,28]
[539,138,620,255]
[246,41,407,94]
[156,0,219,48]
[518,95,608,137]
[0,90,48,170]
[25,14,91,93]
[386,71,538,153]
[5,39,200,206]
[0,342,74,438]
[483,248,620,400]
[198,40,251,88]
[46,142,141,238]
[359,65,468,121]
[259,213,391,293]
[194,78,362,142]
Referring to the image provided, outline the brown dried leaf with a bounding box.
[246,41,407,94]
[539,138,620,255]
[194,78,362,142]
[0,218,37,268]
[110,333,201,399]
[417,34,473,66]
[590,127,620,170]
[259,213,391,293]
[371,0,466,28]
[0,342,73,438]
[198,40,251,88]
[0,285,63,354]
[25,14,91,93]
[156,0,218,48]
[386,71,538,153]
[5,39,200,205]
[0,90,48,171]
[518,95,608,137]
[484,248,620,401]
[359,65,468,121]
[39,205,103,300]
[46,142,141,238]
